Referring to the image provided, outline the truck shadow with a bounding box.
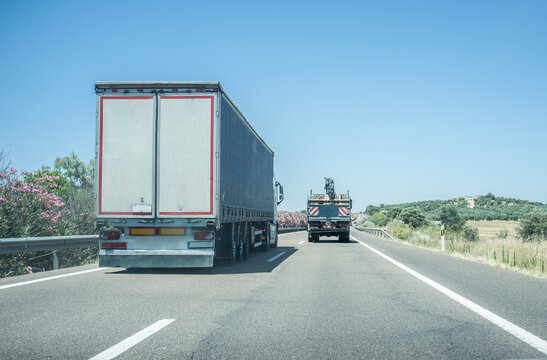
[312,239,358,244]
[104,246,298,276]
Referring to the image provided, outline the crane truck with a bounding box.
[307,178,351,242]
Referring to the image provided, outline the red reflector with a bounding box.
[196,88,202,92]
[171,89,178,92]
[101,242,127,249]
[194,232,214,240]
[137,89,143,92]
[112,89,118,93]
[100,230,120,240]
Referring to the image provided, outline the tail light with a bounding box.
[100,230,120,240]
[194,232,214,240]
[101,242,127,249]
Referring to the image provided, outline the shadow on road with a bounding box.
[103,246,298,276]
[311,239,358,244]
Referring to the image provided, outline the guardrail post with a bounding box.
[52,250,59,270]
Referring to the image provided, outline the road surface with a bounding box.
[0,229,545,359]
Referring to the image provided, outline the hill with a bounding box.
[367,193,547,221]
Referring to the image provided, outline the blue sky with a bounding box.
[1,0,546,211]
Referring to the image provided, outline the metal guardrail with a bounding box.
[0,228,306,255]
[278,227,306,234]
[0,228,304,270]
[0,235,99,255]
[0,235,99,270]
[355,227,395,241]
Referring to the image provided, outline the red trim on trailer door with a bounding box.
[99,96,154,216]
[158,96,214,216]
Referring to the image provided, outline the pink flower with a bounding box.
[0,197,4,203]
[26,266,33,274]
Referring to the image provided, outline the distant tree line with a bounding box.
[365,193,547,221]
[364,193,546,242]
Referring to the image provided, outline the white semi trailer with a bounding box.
[95,82,283,267]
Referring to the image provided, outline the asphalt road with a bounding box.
[0,230,545,359]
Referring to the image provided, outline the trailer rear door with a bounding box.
[157,95,215,217]
[98,96,156,217]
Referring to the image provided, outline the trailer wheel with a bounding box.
[236,222,244,262]
[242,222,250,260]
[339,232,350,242]
[263,223,270,252]
[229,223,237,265]
[270,223,278,249]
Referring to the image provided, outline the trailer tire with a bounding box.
[339,232,350,242]
[237,223,245,262]
[263,223,270,252]
[229,223,237,265]
[270,223,278,249]
[242,222,250,260]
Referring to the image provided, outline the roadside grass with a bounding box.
[385,221,546,278]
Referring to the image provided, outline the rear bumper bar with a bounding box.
[99,249,214,268]
[308,228,349,234]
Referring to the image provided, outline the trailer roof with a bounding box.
[95,81,223,89]
[95,81,274,155]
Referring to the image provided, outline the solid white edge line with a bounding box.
[267,252,286,262]
[0,267,110,291]
[351,235,547,355]
[89,319,175,360]
[298,240,305,244]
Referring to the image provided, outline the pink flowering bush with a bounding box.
[278,210,307,228]
[0,168,70,238]
[0,152,97,277]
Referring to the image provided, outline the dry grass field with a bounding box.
[386,221,546,278]
[466,220,519,240]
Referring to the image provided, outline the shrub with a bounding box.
[369,212,387,227]
[497,230,509,239]
[517,211,547,241]
[278,210,307,227]
[462,225,479,242]
[361,220,375,228]
[388,220,412,240]
[399,207,426,228]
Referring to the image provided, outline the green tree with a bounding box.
[369,212,388,227]
[399,207,426,228]
[440,205,465,232]
[53,152,94,188]
[365,205,380,216]
[44,153,95,236]
[387,207,402,221]
[517,211,547,241]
